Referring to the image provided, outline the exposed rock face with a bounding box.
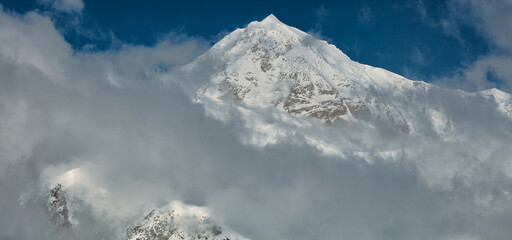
[126,208,236,240]
[47,184,72,228]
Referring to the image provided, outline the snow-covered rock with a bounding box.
[47,183,72,228]
[126,201,247,240]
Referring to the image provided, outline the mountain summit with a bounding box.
[258,14,285,25]
[183,14,511,146]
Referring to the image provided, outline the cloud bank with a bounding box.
[0,4,512,240]
[411,0,512,92]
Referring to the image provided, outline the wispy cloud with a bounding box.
[38,0,84,13]
[406,0,463,41]
[430,0,512,91]
[410,46,429,65]
[308,5,333,42]
[315,4,329,25]
[357,5,373,25]
[402,0,512,91]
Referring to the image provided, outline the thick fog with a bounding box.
[1,5,512,240]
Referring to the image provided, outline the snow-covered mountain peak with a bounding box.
[190,15,412,131]
[182,15,512,148]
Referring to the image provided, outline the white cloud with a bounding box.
[315,4,328,21]
[307,5,333,42]
[358,5,373,25]
[39,0,84,13]
[444,0,512,91]
[410,0,512,91]
[409,0,463,41]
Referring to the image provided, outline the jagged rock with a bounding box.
[47,184,72,228]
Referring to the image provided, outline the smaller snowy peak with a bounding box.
[479,88,512,100]
[48,184,73,228]
[19,182,75,231]
[126,201,247,240]
[478,88,512,119]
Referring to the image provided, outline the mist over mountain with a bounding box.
[1,5,512,240]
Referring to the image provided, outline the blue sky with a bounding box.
[0,0,510,91]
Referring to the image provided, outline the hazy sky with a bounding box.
[0,1,512,240]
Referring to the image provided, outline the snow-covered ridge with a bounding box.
[478,88,512,119]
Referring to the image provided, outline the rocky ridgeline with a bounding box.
[47,184,72,228]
